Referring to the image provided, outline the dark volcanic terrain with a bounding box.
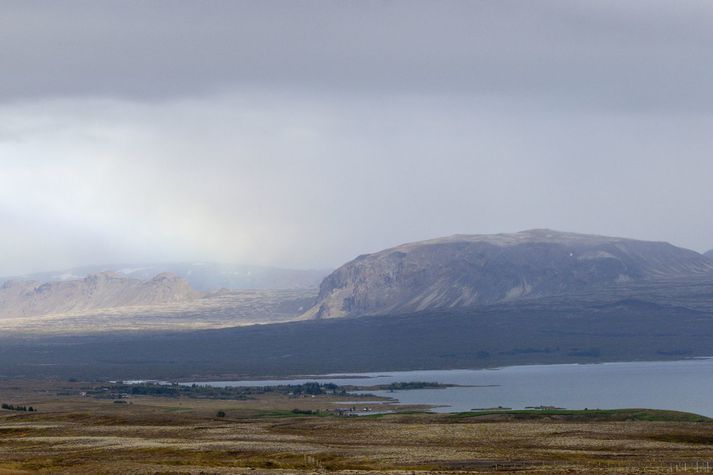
[2,275,713,380]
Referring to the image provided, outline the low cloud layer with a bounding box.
[1,1,712,275]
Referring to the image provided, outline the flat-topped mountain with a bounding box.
[0,272,199,319]
[305,229,713,319]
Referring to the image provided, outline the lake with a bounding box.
[192,358,713,416]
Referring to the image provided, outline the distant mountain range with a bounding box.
[4,263,330,292]
[0,272,197,319]
[305,229,713,318]
[2,230,713,377]
[2,231,712,337]
[706,249,713,259]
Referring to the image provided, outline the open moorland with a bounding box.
[1,380,713,474]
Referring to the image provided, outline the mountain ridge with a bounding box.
[3,263,329,291]
[0,271,199,319]
[305,229,713,319]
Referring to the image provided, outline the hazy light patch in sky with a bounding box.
[2,91,712,276]
[1,1,712,275]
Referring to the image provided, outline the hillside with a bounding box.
[0,272,199,319]
[5,263,329,292]
[305,229,713,318]
[706,250,713,259]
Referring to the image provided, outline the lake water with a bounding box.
[193,359,713,416]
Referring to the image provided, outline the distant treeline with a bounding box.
[88,382,348,400]
[1,403,35,412]
[86,381,449,400]
[379,382,452,390]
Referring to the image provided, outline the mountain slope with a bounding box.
[0,272,199,318]
[6,263,328,291]
[306,229,713,318]
[705,250,713,259]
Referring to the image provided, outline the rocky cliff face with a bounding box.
[305,229,713,319]
[0,272,199,318]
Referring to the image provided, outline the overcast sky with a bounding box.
[1,0,713,275]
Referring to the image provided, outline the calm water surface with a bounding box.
[194,359,713,415]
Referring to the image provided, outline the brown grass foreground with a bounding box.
[1,380,713,474]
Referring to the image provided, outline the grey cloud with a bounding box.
[1,1,713,112]
[1,2,713,276]
[1,92,712,276]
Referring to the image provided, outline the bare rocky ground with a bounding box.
[0,380,712,474]
[0,289,316,335]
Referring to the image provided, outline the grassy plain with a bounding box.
[1,380,713,474]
